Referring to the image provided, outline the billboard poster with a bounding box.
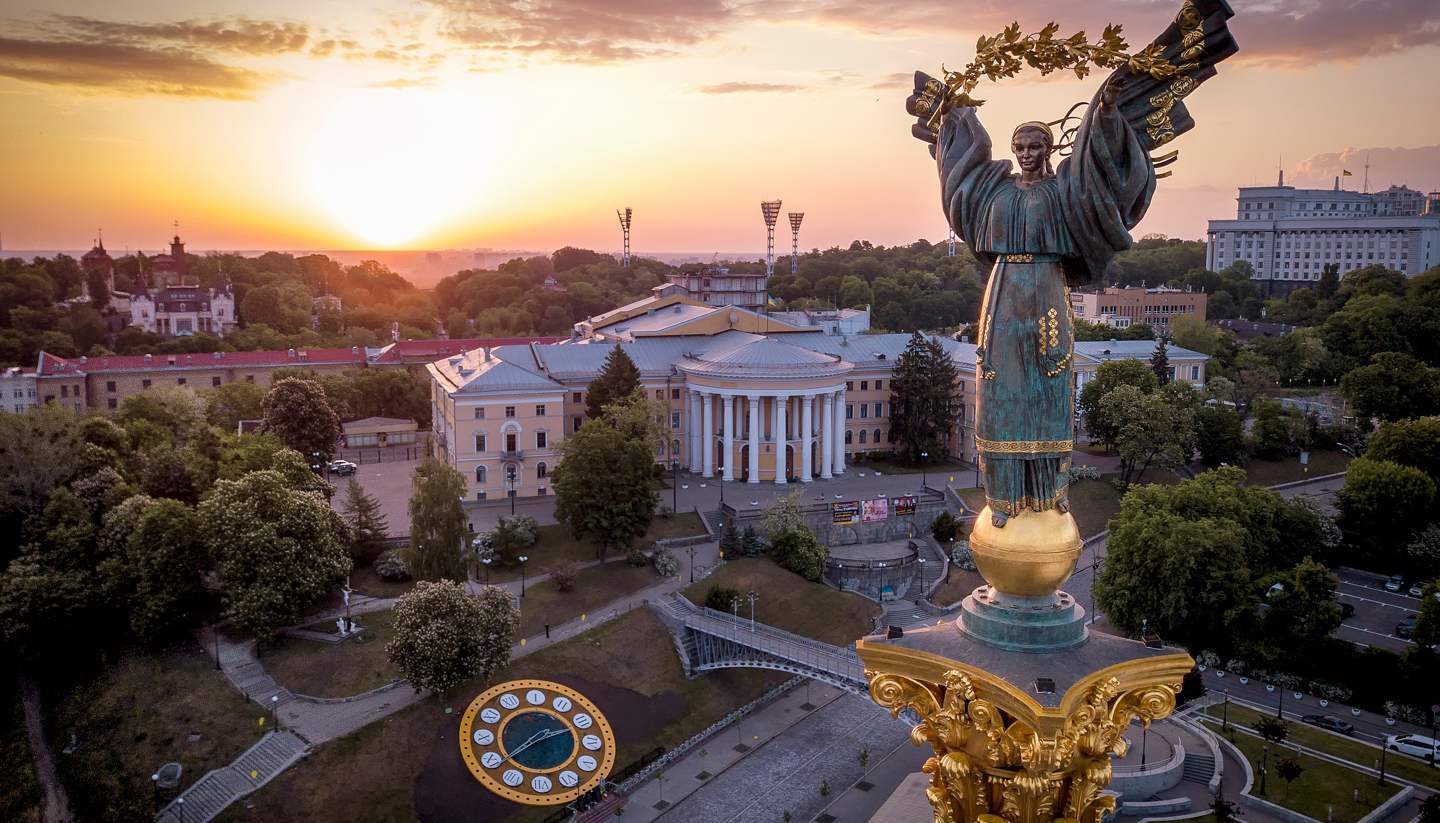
[862,497,889,523]
[832,501,860,524]
[894,496,917,517]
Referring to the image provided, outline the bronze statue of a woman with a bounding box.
[907,0,1236,595]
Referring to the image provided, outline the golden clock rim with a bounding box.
[458,678,617,806]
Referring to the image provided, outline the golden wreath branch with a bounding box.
[918,22,1177,135]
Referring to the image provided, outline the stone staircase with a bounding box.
[882,600,933,628]
[701,509,727,537]
[1181,752,1215,784]
[156,730,308,822]
[224,655,298,711]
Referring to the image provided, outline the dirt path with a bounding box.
[17,674,74,823]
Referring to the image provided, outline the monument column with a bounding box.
[774,393,788,484]
[722,394,735,482]
[800,394,814,482]
[820,393,833,479]
[747,394,761,484]
[701,392,714,478]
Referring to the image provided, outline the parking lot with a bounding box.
[1335,567,1423,653]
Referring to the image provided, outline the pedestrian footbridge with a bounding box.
[652,595,868,694]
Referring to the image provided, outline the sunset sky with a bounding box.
[1,0,1438,255]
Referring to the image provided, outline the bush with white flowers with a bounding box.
[653,545,679,577]
[387,581,518,694]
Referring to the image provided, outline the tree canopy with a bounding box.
[887,332,962,462]
[553,419,657,559]
[407,457,470,582]
[585,344,642,421]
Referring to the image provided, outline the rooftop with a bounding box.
[367,336,560,364]
[36,347,367,376]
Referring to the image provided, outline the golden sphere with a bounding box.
[968,506,1082,597]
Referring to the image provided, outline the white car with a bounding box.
[1386,734,1438,761]
[327,460,358,476]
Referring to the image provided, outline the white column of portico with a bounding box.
[832,389,846,475]
[701,392,714,477]
[820,393,833,479]
[800,394,814,482]
[747,394,761,484]
[688,390,701,473]
[774,393,789,484]
[722,395,735,482]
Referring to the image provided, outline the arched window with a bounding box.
[844,430,853,445]
[859,430,867,444]
[671,439,681,456]
[475,466,487,483]
[536,462,547,479]
[874,429,881,445]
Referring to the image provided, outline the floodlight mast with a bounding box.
[947,227,957,257]
[787,212,805,274]
[760,200,782,278]
[616,208,633,267]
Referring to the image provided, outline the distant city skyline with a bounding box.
[1,0,1437,252]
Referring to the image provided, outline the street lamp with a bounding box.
[1259,743,1269,795]
[920,451,929,488]
[688,544,696,584]
[1223,689,1230,731]
[505,468,518,515]
[747,590,759,631]
[176,796,185,823]
[519,554,530,598]
[270,694,279,729]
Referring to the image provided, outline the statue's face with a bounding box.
[1011,129,1049,175]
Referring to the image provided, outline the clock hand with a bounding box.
[501,728,572,765]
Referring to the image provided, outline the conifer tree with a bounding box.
[585,344,642,420]
[343,478,390,563]
[1150,335,1172,385]
[887,332,962,463]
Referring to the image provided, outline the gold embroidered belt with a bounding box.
[994,253,1060,263]
[974,435,1073,455]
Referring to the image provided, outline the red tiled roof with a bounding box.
[37,348,366,376]
[368,336,560,364]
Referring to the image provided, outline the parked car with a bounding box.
[1385,574,1406,593]
[1301,715,1355,735]
[1410,583,1427,598]
[327,460,357,476]
[1386,734,1438,761]
[1396,615,1418,639]
[1339,602,1355,620]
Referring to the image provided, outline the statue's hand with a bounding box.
[1101,73,1126,108]
[906,71,943,145]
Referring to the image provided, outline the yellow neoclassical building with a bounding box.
[427,293,1208,502]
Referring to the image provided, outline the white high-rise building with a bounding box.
[1205,175,1440,294]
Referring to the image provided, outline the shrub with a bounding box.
[930,511,960,543]
[950,541,977,571]
[1071,464,1101,480]
[719,521,740,555]
[652,546,679,577]
[1227,659,1249,677]
[550,559,578,592]
[375,549,411,581]
[624,544,647,566]
[1310,681,1353,703]
[771,526,828,582]
[1198,650,1221,668]
[1274,672,1303,691]
[704,585,740,613]
[740,525,763,556]
[500,514,538,546]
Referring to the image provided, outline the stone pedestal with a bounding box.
[958,584,1087,652]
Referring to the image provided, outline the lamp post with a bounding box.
[1223,689,1230,731]
[918,557,927,591]
[505,469,518,515]
[519,554,530,598]
[176,796,185,823]
[671,459,679,513]
[1140,724,1149,769]
[270,694,279,729]
[688,545,696,584]
[1378,739,1388,786]
[1259,743,1269,795]
[920,451,929,488]
[151,773,160,812]
[747,590,759,631]
[1276,685,1284,720]
[213,626,221,671]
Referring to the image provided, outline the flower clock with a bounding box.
[459,679,617,805]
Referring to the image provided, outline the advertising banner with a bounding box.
[894,496,917,517]
[862,497,889,523]
[832,501,860,524]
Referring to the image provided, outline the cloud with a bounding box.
[699,81,809,94]
[366,76,438,89]
[48,15,311,55]
[1293,144,1440,190]
[0,36,272,99]
[426,0,736,63]
[868,72,912,90]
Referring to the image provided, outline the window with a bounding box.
[845,381,853,391]
[874,402,882,417]
[245,374,255,383]
[573,392,583,403]
[655,390,663,400]
[537,487,547,496]
[573,415,582,432]
[859,405,868,419]
[177,378,187,386]
[476,466,487,483]
[860,380,868,391]
[875,380,883,391]
[874,428,881,444]
[537,462,548,479]
[671,439,681,457]
[60,385,68,398]
[212,376,222,387]
[671,412,681,429]
[107,398,117,410]
[474,407,486,419]
[506,433,518,452]
[477,491,487,501]
[1190,365,1200,380]
[845,430,853,444]
[671,388,681,400]
[859,430,867,444]
[535,404,546,416]
[106,380,116,392]
[142,379,152,389]
[475,434,487,452]
[536,431,548,449]
[505,406,515,418]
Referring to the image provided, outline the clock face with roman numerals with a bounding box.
[458,679,616,806]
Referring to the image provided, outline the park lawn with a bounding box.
[927,569,985,610]
[681,558,881,646]
[348,560,415,599]
[1200,720,1400,823]
[517,562,663,638]
[49,646,259,822]
[850,454,971,477]
[1244,450,1351,488]
[955,487,986,512]
[226,609,787,823]
[1202,702,1440,791]
[262,611,400,699]
[484,513,707,583]
[1069,477,1122,538]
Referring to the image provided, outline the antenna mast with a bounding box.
[787,212,804,274]
[616,208,633,267]
[760,200,782,278]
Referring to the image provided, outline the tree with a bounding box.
[407,458,470,582]
[1413,580,1440,649]
[1262,557,1341,656]
[138,443,205,503]
[1249,399,1297,460]
[1337,457,1435,560]
[261,377,342,461]
[488,514,538,567]
[127,499,211,644]
[342,479,390,563]
[554,420,657,560]
[1367,417,1440,486]
[1256,717,1289,744]
[1276,758,1304,798]
[0,404,82,546]
[386,581,518,693]
[1409,527,1440,584]
[200,468,352,642]
[887,332,963,462]
[1101,385,1196,489]
[585,344,641,420]
[205,381,267,432]
[719,521,740,556]
[930,510,960,543]
[1079,360,1158,448]
[771,525,828,582]
[1150,335,1171,385]
[1341,352,1440,423]
[704,585,741,612]
[1195,405,1246,467]
[602,389,667,455]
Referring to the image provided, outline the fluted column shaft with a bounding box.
[820,393,833,479]
[774,393,788,484]
[800,394,814,482]
[747,395,761,484]
[701,392,714,478]
[722,395,735,482]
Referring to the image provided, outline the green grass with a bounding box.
[849,455,971,477]
[226,608,789,823]
[348,561,415,599]
[1243,450,1351,487]
[1069,477,1123,538]
[517,562,663,638]
[263,611,400,698]
[955,487,986,512]
[485,513,707,583]
[1202,703,1440,790]
[49,647,260,822]
[682,558,881,646]
[1200,719,1399,822]
[928,569,985,610]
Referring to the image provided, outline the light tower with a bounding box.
[616,208,633,267]
[787,212,805,274]
[760,200,782,277]
[947,227,957,257]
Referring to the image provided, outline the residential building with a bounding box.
[1069,287,1207,332]
[1,367,37,414]
[1205,177,1440,293]
[129,282,237,337]
[663,266,768,311]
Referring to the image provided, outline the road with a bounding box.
[1336,568,1424,653]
